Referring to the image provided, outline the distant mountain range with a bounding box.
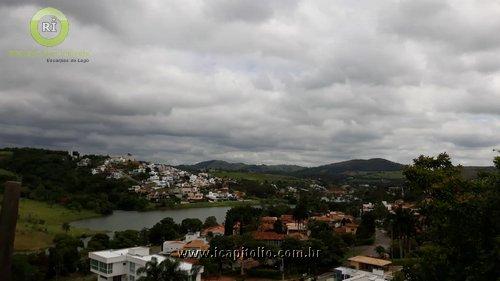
[179,158,404,180]
[179,158,494,182]
[177,160,304,174]
[293,158,404,180]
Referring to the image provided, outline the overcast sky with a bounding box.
[1,0,499,166]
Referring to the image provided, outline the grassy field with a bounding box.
[158,199,260,210]
[213,171,301,183]
[0,197,101,251]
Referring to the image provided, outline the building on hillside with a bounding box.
[347,255,392,272]
[252,231,285,247]
[259,216,278,231]
[162,241,186,255]
[333,266,390,281]
[89,247,203,281]
[201,225,225,238]
[280,214,295,224]
[182,239,210,252]
[334,223,359,235]
[362,203,375,213]
[184,232,207,243]
[285,222,308,235]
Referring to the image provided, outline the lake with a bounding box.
[71,206,231,232]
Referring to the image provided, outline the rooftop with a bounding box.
[348,256,392,267]
[183,239,209,250]
[335,267,388,281]
[252,231,286,241]
[201,225,225,236]
[91,247,148,259]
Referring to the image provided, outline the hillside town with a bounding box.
[81,154,245,204]
[88,199,416,281]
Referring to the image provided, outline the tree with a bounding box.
[388,207,416,258]
[209,235,236,273]
[375,245,386,258]
[203,216,218,228]
[401,153,500,281]
[47,234,83,277]
[307,221,346,267]
[403,152,460,199]
[292,202,309,225]
[87,233,110,251]
[61,222,70,233]
[356,212,376,243]
[224,206,261,235]
[180,218,203,233]
[273,219,285,234]
[12,254,45,281]
[137,258,189,281]
[110,230,141,248]
[149,217,181,244]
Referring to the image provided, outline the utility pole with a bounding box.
[0,181,21,281]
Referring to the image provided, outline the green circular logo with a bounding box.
[30,7,69,47]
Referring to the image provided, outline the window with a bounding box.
[129,276,135,281]
[90,259,99,271]
[129,262,135,274]
[90,259,112,274]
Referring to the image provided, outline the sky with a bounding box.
[1,0,499,166]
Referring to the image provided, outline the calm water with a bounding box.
[71,206,231,232]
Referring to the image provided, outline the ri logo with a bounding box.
[42,17,58,33]
[30,7,69,47]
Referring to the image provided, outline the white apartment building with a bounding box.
[333,266,391,281]
[89,247,203,281]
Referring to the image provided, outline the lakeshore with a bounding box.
[10,198,259,251]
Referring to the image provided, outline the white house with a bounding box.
[333,266,390,281]
[206,191,218,201]
[89,247,203,281]
[162,241,186,255]
[184,231,207,243]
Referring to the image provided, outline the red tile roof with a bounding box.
[252,231,286,241]
[201,225,225,236]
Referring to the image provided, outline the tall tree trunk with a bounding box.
[399,238,403,259]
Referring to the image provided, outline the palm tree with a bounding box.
[293,202,308,229]
[137,258,189,281]
[61,222,70,233]
[389,207,416,258]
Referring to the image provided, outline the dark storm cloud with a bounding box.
[0,0,499,166]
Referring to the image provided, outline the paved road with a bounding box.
[354,228,391,257]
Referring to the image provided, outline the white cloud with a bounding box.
[0,0,499,166]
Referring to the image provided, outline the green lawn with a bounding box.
[0,197,101,251]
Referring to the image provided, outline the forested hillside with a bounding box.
[0,148,148,214]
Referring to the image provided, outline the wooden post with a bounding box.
[0,181,21,281]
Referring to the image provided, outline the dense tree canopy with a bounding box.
[224,205,261,235]
[203,216,219,228]
[0,148,148,214]
[399,153,500,281]
[149,217,181,244]
[137,258,189,281]
[180,218,203,233]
